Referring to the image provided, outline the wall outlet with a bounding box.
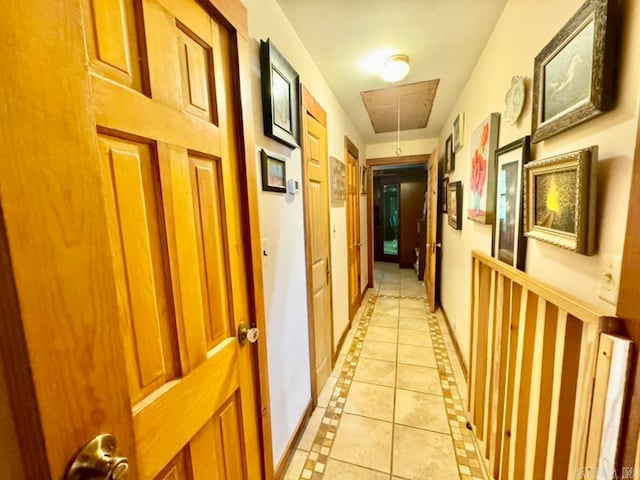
[598,254,622,306]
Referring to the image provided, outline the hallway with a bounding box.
[284,263,484,479]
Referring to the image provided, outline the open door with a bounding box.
[0,0,272,478]
[425,148,440,311]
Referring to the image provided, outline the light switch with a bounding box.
[261,238,270,271]
[598,254,622,305]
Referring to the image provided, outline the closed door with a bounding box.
[346,149,361,319]
[0,0,264,478]
[426,150,440,311]
[303,107,334,397]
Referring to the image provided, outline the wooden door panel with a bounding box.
[81,0,146,91]
[177,22,217,122]
[98,134,181,404]
[189,155,232,350]
[155,450,192,480]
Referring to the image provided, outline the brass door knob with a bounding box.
[67,434,129,480]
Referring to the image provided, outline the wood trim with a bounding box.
[367,154,430,167]
[334,321,352,364]
[302,86,327,126]
[472,250,611,324]
[617,82,640,470]
[201,0,248,37]
[274,401,313,480]
[367,166,374,288]
[439,305,468,378]
[345,135,360,321]
[235,28,275,479]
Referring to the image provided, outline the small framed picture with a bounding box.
[360,166,368,195]
[260,39,300,148]
[452,112,465,153]
[493,136,530,271]
[442,177,449,213]
[468,113,500,224]
[531,0,617,143]
[445,134,455,173]
[447,181,462,230]
[260,149,287,193]
[524,146,597,255]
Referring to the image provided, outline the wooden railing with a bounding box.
[467,250,630,479]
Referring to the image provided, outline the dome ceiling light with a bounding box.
[381,54,410,83]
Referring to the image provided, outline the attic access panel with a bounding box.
[361,79,440,133]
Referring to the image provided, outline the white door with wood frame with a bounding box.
[0,0,268,478]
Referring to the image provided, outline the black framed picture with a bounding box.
[260,39,300,148]
[531,0,618,143]
[447,181,462,230]
[442,177,449,213]
[261,149,287,193]
[492,136,530,270]
[445,134,455,173]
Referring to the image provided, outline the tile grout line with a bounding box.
[426,307,488,480]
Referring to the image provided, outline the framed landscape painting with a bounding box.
[492,136,530,270]
[531,0,617,143]
[524,146,597,255]
[468,113,500,224]
[261,150,287,193]
[453,113,465,153]
[447,181,462,230]
[260,39,301,148]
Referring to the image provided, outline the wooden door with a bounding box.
[0,0,266,479]
[425,150,439,311]
[302,90,334,400]
[346,140,361,320]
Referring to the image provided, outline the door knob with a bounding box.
[238,322,260,345]
[67,434,128,480]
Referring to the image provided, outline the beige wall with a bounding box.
[244,0,367,468]
[366,137,439,159]
[438,0,640,366]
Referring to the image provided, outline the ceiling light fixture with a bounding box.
[381,54,410,83]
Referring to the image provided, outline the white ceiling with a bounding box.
[276,0,508,144]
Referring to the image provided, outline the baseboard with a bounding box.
[439,305,468,379]
[274,400,314,480]
[334,320,351,363]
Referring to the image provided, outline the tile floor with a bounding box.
[284,262,485,480]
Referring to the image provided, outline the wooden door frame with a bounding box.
[345,136,362,320]
[301,86,334,406]
[616,98,640,470]
[0,0,274,478]
[366,154,430,287]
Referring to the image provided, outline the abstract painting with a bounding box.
[493,137,530,270]
[260,149,287,193]
[524,146,597,255]
[468,113,500,224]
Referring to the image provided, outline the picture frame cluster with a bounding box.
[441,0,616,269]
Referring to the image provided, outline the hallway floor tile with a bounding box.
[285,262,486,480]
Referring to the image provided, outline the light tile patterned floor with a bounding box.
[284,262,487,480]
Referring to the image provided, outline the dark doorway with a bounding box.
[373,165,427,274]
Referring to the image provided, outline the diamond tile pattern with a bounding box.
[289,262,487,480]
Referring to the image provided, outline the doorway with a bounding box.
[345,137,362,320]
[301,87,334,405]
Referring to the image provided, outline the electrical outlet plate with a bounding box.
[598,254,622,305]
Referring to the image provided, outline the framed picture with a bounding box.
[330,156,346,204]
[447,181,462,230]
[452,113,465,152]
[260,149,287,193]
[360,166,368,195]
[468,113,500,224]
[441,178,449,213]
[260,39,300,148]
[524,146,597,255]
[492,136,530,271]
[531,0,617,143]
[445,134,455,173]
